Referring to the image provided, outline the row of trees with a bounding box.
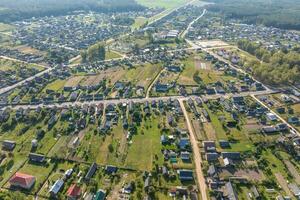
[237,40,300,85]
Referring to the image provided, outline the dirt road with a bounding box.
[179,99,207,200]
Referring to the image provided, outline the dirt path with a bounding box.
[146,68,165,98]
[179,99,207,200]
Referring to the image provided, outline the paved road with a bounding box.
[203,48,273,92]
[179,99,207,200]
[252,94,300,135]
[181,9,207,38]
[147,0,198,26]
[0,67,54,95]
[1,90,276,110]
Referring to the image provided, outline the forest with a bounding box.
[237,40,300,86]
[0,0,144,22]
[206,0,300,30]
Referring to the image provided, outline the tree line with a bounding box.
[205,0,300,30]
[0,0,144,23]
[237,40,300,86]
[81,42,106,63]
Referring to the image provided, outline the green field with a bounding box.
[8,161,55,193]
[125,116,164,170]
[132,16,148,30]
[0,23,14,33]
[136,0,191,9]
[105,50,122,60]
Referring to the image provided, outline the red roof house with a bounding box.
[9,172,36,189]
[67,184,81,199]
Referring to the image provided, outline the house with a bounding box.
[221,152,241,160]
[203,141,216,152]
[207,165,216,177]
[64,168,73,179]
[49,179,64,196]
[9,172,36,190]
[266,112,277,121]
[166,65,181,72]
[105,165,118,174]
[219,140,230,148]
[144,176,151,191]
[67,184,81,200]
[276,123,289,132]
[262,126,277,133]
[288,183,300,198]
[94,189,106,200]
[181,151,191,162]
[223,157,234,167]
[178,170,194,181]
[162,166,169,177]
[85,162,97,180]
[224,182,238,200]
[155,84,169,93]
[29,153,45,163]
[232,96,245,105]
[276,107,286,114]
[161,134,168,145]
[178,138,190,150]
[2,140,16,151]
[206,153,219,162]
[288,117,300,125]
[251,186,261,199]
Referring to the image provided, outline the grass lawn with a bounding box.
[75,123,126,166]
[262,149,290,179]
[204,104,254,152]
[0,23,15,33]
[105,50,122,60]
[0,58,44,72]
[178,56,197,85]
[125,116,164,171]
[0,152,27,187]
[37,120,69,155]
[38,161,75,197]
[132,17,147,30]
[47,135,71,158]
[13,161,55,194]
[42,79,67,92]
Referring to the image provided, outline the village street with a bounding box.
[179,99,207,200]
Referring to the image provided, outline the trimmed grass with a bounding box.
[0,152,27,187]
[13,161,54,193]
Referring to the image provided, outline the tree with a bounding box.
[108,144,114,153]
[87,43,106,62]
[80,50,87,63]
